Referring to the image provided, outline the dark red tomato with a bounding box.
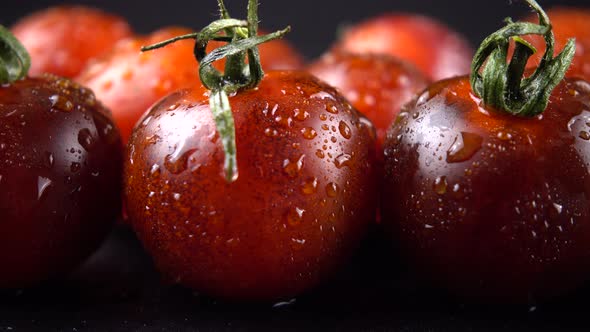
[0,75,122,288]
[333,13,473,81]
[77,27,304,144]
[308,52,429,153]
[125,71,377,301]
[11,6,132,78]
[520,7,590,82]
[382,76,590,302]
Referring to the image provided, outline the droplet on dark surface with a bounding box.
[446,132,483,163]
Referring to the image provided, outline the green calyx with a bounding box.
[141,0,290,182]
[0,25,31,84]
[470,0,576,117]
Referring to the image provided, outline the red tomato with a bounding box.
[308,52,429,153]
[125,71,378,301]
[333,13,473,81]
[520,7,590,81]
[382,75,590,303]
[11,6,132,78]
[0,75,122,288]
[77,27,304,144]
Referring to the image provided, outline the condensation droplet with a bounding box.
[447,132,483,163]
[37,176,52,200]
[301,127,317,140]
[301,177,318,195]
[70,162,81,173]
[338,121,352,140]
[326,182,339,197]
[334,154,352,169]
[293,109,310,121]
[433,176,448,195]
[78,128,95,151]
[283,155,305,178]
[287,207,306,226]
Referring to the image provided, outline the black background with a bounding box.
[1,0,588,59]
[2,1,590,331]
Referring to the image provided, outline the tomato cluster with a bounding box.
[3,0,590,306]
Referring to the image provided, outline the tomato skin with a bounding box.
[382,76,590,303]
[521,7,590,82]
[77,27,304,144]
[125,71,377,301]
[11,6,132,78]
[308,52,429,153]
[0,75,122,288]
[333,14,473,81]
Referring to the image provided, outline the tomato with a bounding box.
[520,7,590,81]
[77,27,304,144]
[308,52,429,153]
[0,74,122,288]
[333,13,473,81]
[382,76,590,303]
[381,0,590,303]
[125,71,377,301]
[11,6,132,78]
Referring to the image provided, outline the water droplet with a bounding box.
[311,91,336,100]
[496,131,513,141]
[301,177,318,195]
[321,124,329,131]
[287,207,306,226]
[264,128,279,137]
[326,182,339,197]
[283,155,305,178]
[150,164,161,176]
[49,95,73,112]
[325,103,339,114]
[164,143,197,174]
[315,150,325,159]
[338,121,352,139]
[580,131,590,141]
[145,134,161,145]
[44,152,54,168]
[446,132,483,163]
[553,203,563,214]
[293,109,309,121]
[301,127,317,140]
[78,128,95,151]
[173,193,181,201]
[37,176,52,200]
[168,103,180,111]
[319,114,328,121]
[334,154,352,169]
[70,162,81,173]
[433,176,448,195]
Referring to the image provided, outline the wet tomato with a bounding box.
[520,7,590,81]
[0,75,122,288]
[125,71,377,301]
[11,6,132,78]
[382,76,590,303]
[333,13,473,81]
[308,52,429,154]
[77,27,304,144]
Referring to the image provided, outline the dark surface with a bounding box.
[1,227,590,331]
[1,0,588,59]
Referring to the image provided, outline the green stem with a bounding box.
[141,0,290,182]
[0,25,31,84]
[470,0,576,117]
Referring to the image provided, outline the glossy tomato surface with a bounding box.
[77,27,304,144]
[308,52,429,153]
[11,6,132,78]
[125,71,377,302]
[382,76,590,303]
[521,7,590,82]
[333,13,473,81]
[0,75,122,288]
